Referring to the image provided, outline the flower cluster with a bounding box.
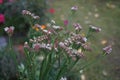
[29,35,49,43]
[22,10,40,19]
[32,24,46,31]
[20,8,112,80]
[59,42,84,58]
[73,23,82,31]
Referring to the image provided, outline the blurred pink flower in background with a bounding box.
[64,20,68,26]
[0,0,3,4]
[0,14,5,23]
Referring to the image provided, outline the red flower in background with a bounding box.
[0,14,5,23]
[48,8,55,14]
[0,0,3,4]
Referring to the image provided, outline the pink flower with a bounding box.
[4,26,15,36]
[64,20,68,26]
[103,45,112,54]
[0,14,5,23]
[33,43,40,51]
[73,23,82,31]
[0,0,3,4]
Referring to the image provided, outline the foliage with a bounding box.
[0,0,47,36]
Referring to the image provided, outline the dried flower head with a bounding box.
[4,26,15,36]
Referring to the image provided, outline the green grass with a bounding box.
[50,0,120,80]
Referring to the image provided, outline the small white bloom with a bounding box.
[4,27,9,32]
[46,44,52,50]
[43,30,48,33]
[51,20,55,24]
[71,6,78,11]
[46,23,51,27]
[81,74,86,80]
[89,25,101,32]
[83,37,87,42]
[52,25,60,29]
[4,26,15,36]
[59,42,65,47]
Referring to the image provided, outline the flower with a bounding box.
[33,16,40,19]
[4,26,15,36]
[0,14,5,23]
[32,26,39,31]
[41,25,46,30]
[24,42,30,49]
[89,25,101,32]
[32,24,40,31]
[52,25,61,29]
[22,10,40,19]
[73,23,82,31]
[64,20,69,26]
[71,6,78,11]
[22,10,30,15]
[0,0,3,4]
[51,20,55,24]
[48,8,55,14]
[103,45,112,54]
[33,43,40,51]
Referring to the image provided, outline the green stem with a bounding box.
[8,36,12,50]
[24,49,33,80]
[58,54,61,67]
[86,29,91,38]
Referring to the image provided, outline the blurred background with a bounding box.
[0,0,120,80]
